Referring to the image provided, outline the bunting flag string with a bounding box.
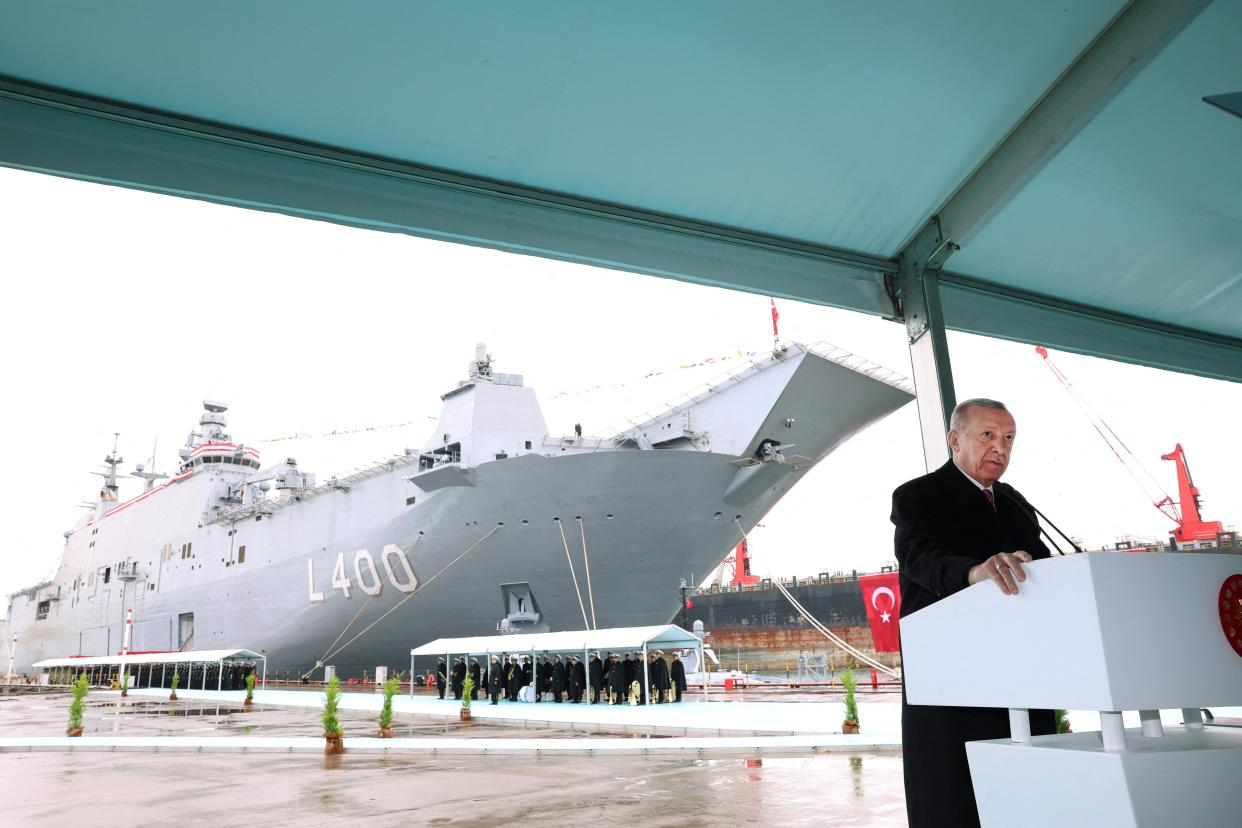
[255,420,424,444]
[548,348,761,400]
[255,346,766,443]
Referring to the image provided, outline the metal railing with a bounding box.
[606,340,912,439]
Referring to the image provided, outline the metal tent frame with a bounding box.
[33,648,268,691]
[410,625,707,703]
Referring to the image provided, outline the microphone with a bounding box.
[997,486,1085,555]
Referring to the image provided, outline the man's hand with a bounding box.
[967,550,1034,595]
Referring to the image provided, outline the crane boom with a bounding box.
[1035,346,1221,544]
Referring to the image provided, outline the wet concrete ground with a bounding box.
[0,750,907,827]
[0,694,908,826]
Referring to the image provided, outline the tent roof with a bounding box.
[0,2,1239,379]
[410,625,702,657]
[33,649,266,668]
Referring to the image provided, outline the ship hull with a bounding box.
[12,451,806,676]
[5,343,915,677]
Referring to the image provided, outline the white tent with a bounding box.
[410,625,706,703]
[33,648,268,691]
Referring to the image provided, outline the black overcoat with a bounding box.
[670,659,687,698]
[892,460,1056,828]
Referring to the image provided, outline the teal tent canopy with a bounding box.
[1,1,1238,379]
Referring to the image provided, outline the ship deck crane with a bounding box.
[1035,346,1223,544]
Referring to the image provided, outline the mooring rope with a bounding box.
[577,517,598,630]
[773,579,899,677]
[732,518,899,678]
[557,519,591,629]
[302,525,503,677]
[312,535,423,671]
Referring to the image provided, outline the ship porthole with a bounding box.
[713,512,722,519]
[521,519,530,526]
[605,513,615,520]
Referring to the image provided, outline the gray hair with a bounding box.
[950,398,1009,432]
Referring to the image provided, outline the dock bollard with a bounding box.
[870,669,878,689]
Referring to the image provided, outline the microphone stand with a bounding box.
[998,487,1085,555]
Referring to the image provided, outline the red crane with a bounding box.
[724,539,761,587]
[1158,443,1224,543]
[1035,346,1223,545]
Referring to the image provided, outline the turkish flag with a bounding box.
[858,573,902,652]
[770,298,780,337]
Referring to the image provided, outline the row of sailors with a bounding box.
[48,662,258,691]
[436,651,689,705]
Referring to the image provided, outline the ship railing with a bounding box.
[606,347,791,436]
[607,340,912,438]
[805,341,914,394]
[540,435,613,452]
[207,452,421,525]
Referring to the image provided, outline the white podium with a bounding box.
[902,552,1242,828]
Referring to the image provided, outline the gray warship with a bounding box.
[3,343,912,677]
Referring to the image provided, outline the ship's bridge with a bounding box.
[186,442,261,471]
[177,401,261,473]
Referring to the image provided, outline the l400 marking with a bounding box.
[307,544,418,602]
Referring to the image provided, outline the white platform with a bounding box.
[968,725,1242,828]
[901,552,1242,828]
[119,687,905,738]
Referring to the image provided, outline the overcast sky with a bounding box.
[2,166,1238,606]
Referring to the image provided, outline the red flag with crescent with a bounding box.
[770,298,780,338]
[858,572,902,652]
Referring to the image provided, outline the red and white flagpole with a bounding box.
[120,608,133,696]
[770,298,781,350]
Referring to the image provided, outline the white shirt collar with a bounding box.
[953,461,993,494]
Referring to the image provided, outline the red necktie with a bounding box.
[983,488,995,511]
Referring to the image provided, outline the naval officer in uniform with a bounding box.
[892,398,1056,828]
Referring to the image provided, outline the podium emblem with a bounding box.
[1221,575,1242,658]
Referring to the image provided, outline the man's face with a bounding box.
[948,406,1016,486]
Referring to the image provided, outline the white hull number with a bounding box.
[307,544,418,602]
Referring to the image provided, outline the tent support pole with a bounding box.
[642,643,650,706]
[701,642,707,702]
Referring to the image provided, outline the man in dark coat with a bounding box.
[487,656,502,704]
[892,398,1055,828]
[520,656,532,689]
[435,658,447,700]
[551,655,566,702]
[606,654,626,704]
[670,652,687,702]
[469,658,481,700]
[451,657,466,700]
[569,656,586,703]
[653,651,671,703]
[621,653,635,702]
[588,653,604,704]
[505,656,522,701]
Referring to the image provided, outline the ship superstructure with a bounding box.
[4,342,913,676]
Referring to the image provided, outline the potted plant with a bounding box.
[841,666,860,734]
[66,674,88,737]
[169,669,180,702]
[244,671,256,708]
[378,672,401,737]
[460,675,475,722]
[322,674,345,754]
